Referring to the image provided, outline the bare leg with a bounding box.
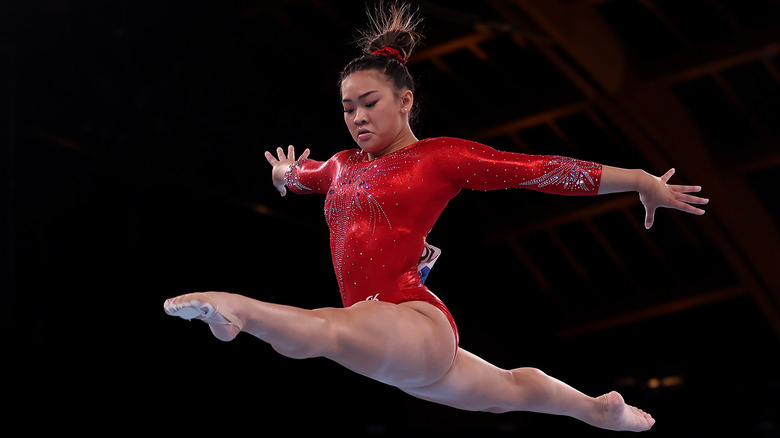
[164,292,457,387]
[403,348,655,432]
[164,292,653,432]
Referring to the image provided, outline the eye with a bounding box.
[365,101,377,108]
[343,107,354,114]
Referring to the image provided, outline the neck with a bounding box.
[367,131,419,160]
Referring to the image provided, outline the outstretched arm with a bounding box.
[264,145,310,196]
[599,166,708,229]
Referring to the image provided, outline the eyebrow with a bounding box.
[342,90,378,103]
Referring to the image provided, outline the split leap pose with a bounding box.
[165,3,707,432]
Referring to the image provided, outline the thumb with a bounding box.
[274,181,287,197]
[644,207,655,229]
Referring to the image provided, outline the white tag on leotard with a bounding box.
[418,242,441,284]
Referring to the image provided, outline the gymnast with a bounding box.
[164,2,707,431]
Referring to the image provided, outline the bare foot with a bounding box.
[596,391,655,432]
[164,292,243,342]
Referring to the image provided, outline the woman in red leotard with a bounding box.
[164,3,707,432]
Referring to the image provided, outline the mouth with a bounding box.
[357,128,373,141]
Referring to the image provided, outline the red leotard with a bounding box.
[285,137,602,345]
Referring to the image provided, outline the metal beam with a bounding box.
[558,287,748,339]
[512,0,780,337]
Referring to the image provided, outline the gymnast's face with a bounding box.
[341,69,413,159]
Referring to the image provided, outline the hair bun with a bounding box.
[358,2,423,63]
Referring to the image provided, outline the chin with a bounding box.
[362,146,389,157]
[357,139,383,154]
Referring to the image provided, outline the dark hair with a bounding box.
[339,2,423,121]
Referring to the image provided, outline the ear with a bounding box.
[400,89,414,113]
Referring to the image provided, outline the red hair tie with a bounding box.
[371,46,407,65]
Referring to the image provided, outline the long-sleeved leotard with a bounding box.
[285,137,602,344]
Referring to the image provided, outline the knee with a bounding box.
[272,344,317,360]
[477,368,550,414]
[513,367,549,383]
[271,309,336,360]
[510,367,556,409]
[481,406,511,414]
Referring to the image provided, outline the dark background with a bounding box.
[3,1,780,436]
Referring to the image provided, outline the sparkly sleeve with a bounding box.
[436,137,602,196]
[284,153,344,195]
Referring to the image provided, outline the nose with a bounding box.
[353,108,367,125]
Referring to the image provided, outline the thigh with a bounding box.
[317,300,457,388]
[401,348,516,412]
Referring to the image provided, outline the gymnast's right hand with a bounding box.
[264,145,310,196]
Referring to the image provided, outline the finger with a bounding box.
[300,148,311,161]
[676,193,709,205]
[264,150,278,165]
[669,184,702,194]
[660,168,675,184]
[672,200,707,216]
[276,146,287,161]
[288,144,295,160]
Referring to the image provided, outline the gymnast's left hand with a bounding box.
[264,145,310,196]
[639,168,708,229]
